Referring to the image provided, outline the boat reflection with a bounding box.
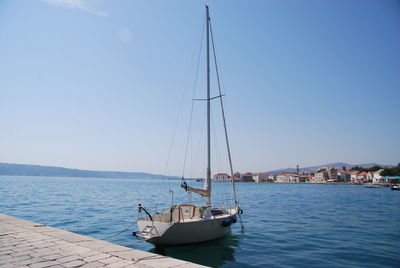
[149,233,241,268]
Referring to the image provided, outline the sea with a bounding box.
[1,176,399,267]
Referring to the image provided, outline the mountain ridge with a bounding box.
[0,162,177,179]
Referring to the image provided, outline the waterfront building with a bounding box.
[276,173,288,183]
[327,168,339,181]
[337,170,350,182]
[356,172,368,183]
[253,173,269,183]
[275,175,284,183]
[382,176,400,184]
[275,172,300,183]
[349,171,358,183]
[366,172,374,183]
[268,174,277,182]
[312,169,328,183]
[299,174,312,182]
[372,169,384,184]
[214,173,231,182]
[289,174,300,183]
[276,172,288,183]
[242,172,255,182]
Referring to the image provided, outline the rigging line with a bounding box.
[165,18,205,178]
[191,115,206,179]
[182,90,195,177]
[201,128,207,181]
[210,20,238,205]
[162,86,186,177]
[101,222,136,240]
[189,111,205,178]
[210,108,223,175]
[182,17,206,178]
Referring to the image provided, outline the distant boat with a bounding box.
[365,184,381,188]
[390,185,400,191]
[136,6,243,246]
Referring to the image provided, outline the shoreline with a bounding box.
[213,181,395,186]
[1,175,395,186]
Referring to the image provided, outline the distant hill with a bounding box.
[0,163,177,179]
[264,162,392,175]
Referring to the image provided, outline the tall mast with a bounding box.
[205,5,211,205]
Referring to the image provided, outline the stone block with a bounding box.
[78,250,102,258]
[104,260,135,268]
[98,256,122,264]
[0,250,13,256]
[33,248,57,256]
[55,254,82,264]
[83,253,111,263]
[0,254,31,265]
[80,261,106,268]
[29,260,61,268]
[110,249,155,261]
[63,260,86,267]
[6,257,45,266]
[41,254,63,261]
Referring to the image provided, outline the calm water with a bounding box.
[1,176,399,267]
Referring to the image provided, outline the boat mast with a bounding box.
[205,5,211,206]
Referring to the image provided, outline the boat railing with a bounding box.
[139,199,236,222]
[153,201,177,216]
[138,202,169,221]
[213,198,235,211]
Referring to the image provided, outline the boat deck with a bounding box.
[0,214,208,268]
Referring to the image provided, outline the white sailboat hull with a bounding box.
[137,213,236,246]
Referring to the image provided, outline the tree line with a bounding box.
[381,163,400,176]
[348,163,400,176]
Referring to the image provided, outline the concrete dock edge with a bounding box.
[0,214,208,268]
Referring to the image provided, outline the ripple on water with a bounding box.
[1,177,399,268]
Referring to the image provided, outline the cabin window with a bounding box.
[211,209,223,216]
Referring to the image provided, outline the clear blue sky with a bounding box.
[1,0,399,177]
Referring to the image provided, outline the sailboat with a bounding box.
[136,5,243,246]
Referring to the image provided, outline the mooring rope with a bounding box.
[101,222,136,240]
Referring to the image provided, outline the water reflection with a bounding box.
[150,233,241,268]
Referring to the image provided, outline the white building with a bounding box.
[268,174,277,182]
[213,173,231,182]
[276,172,298,183]
[372,169,384,184]
[289,174,300,183]
[312,170,328,183]
[253,173,270,183]
[276,174,289,183]
[349,171,358,183]
[355,172,368,183]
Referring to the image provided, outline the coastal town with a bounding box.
[213,164,400,185]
